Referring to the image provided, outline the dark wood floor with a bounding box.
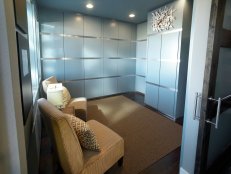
[39,92,183,174]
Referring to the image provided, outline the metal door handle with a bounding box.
[193,92,202,120]
[206,97,221,129]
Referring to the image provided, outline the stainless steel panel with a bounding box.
[84,38,102,57]
[223,0,231,30]
[42,60,64,81]
[64,13,83,35]
[64,37,83,58]
[118,41,131,57]
[85,79,103,98]
[118,22,131,40]
[158,87,176,118]
[63,81,85,97]
[39,8,63,34]
[144,83,158,108]
[147,34,161,59]
[146,60,160,84]
[135,76,146,94]
[103,19,119,38]
[41,34,64,58]
[84,59,103,78]
[64,59,84,81]
[118,59,136,76]
[136,59,146,76]
[84,16,102,37]
[103,77,118,95]
[137,22,147,40]
[118,76,135,93]
[103,59,118,76]
[161,32,179,59]
[136,41,147,58]
[103,39,118,57]
[159,61,178,88]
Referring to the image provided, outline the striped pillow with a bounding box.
[66,114,100,151]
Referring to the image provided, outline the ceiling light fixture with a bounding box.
[129,13,135,18]
[86,3,94,9]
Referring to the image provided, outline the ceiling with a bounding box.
[37,0,175,24]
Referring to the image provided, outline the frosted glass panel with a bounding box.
[118,22,131,40]
[103,40,118,57]
[84,16,102,37]
[84,59,103,78]
[63,81,85,97]
[103,59,118,76]
[146,60,160,84]
[85,79,103,98]
[136,41,147,58]
[84,38,102,57]
[118,41,131,57]
[161,32,179,59]
[147,34,161,59]
[65,59,84,80]
[145,83,158,108]
[39,8,63,34]
[41,35,63,58]
[42,60,64,81]
[223,0,231,30]
[136,59,146,76]
[159,62,178,88]
[64,13,83,35]
[158,88,175,118]
[103,19,119,38]
[118,76,135,93]
[103,78,118,95]
[135,76,146,94]
[64,37,83,58]
[118,59,136,75]
[137,22,147,40]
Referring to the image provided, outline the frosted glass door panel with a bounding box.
[136,41,147,58]
[223,0,231,30]
[103,59,118,76]
[118,76,135,93]
[103,78,118,95]
[137,22,147,40]
[103,19,119,38]
[146,60,160,84]
[84,59,103,78]
[84,16,102,37]
[39,9,63,34]
[64,13,83,35]
[136,59,146,76]
[42,60,64,81]
[64,37,83,58]
[118,41,131,58]
[41,35,63,58]
[103,40,118,57]
[84,38,102,58]
[147,34,161,59]
[118,59,136,76]
[158,88,175,118]
[118,22,131,40]
[161,32,179,59]
[159,62,178,88]
[145,83,158,108]
[63,81,85,97]
[85,79,103,98]
[65,59,84,81]
[135,76,146,94]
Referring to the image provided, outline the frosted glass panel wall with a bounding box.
[39,8,136,99]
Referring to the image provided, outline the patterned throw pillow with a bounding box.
[66,114,101,151]
[62,86,71,108]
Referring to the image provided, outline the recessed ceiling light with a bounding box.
[129,13,135,18]
[86,3,94,9]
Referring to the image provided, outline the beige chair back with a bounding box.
[38,98,84,174]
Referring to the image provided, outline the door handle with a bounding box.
[206,97,221,129]
[193,92,202,120]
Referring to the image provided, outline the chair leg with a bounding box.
[118,157,123,167]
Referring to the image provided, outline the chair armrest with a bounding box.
[68,97,87,110]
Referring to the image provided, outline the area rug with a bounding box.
[87,95,182,174]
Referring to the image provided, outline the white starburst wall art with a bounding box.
[152,6,176,32]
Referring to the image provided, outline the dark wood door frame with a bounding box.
[195,0,231,173]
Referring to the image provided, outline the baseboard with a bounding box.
[180,167,189,174]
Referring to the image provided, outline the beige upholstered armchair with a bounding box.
[42,76,87,121]
[38,98,124,174]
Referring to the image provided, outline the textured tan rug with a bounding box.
[87,95,182,174]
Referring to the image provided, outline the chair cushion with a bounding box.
[66,114,101,152]
[62,86,71,108]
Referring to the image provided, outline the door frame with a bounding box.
[195,0,231,173]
